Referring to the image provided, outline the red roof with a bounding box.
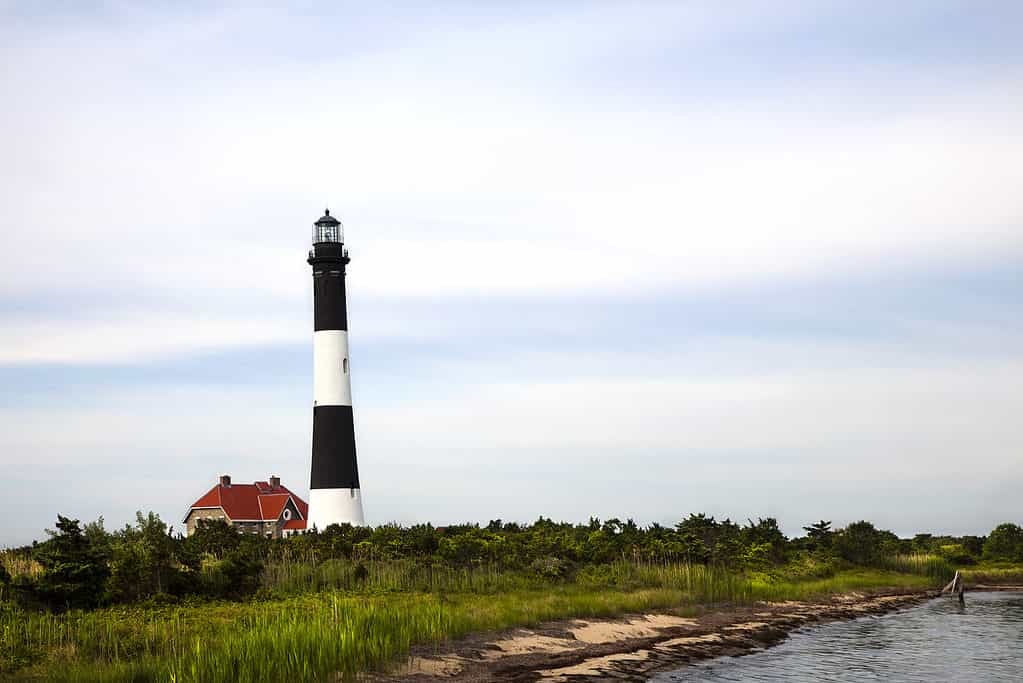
[283,519,307,530]
[257,494,290,521]
[187,480,307,523]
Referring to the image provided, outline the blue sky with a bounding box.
[2,1,1021,545]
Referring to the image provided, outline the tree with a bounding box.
[830,523,887,564]
[137,512,175,594]
[107,512,186,601]
[742,518,788,563]
[803,520,833,550]
[675,514,720,549]
[959,535,985,559]
[910,533,934,553]
[983,523,1023,562]
[672,531,711,564]
[32,515,111,610]
[189,519,241,559]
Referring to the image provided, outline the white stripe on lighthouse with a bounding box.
[308,488,365,529]
[313,330,352,407]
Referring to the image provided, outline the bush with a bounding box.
[833,521,897,566]
[14,509,984,615]
[781,552,839,579]
[936,544,977,566]
[529,556,570,580]
[217,551,264,598]
[983,523,1023,562]
[189,519,241,558]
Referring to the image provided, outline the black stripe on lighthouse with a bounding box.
[313,266,348,331]
[311,405,360,489]
[307,209,365,527]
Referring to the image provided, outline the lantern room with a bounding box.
[312,209,343,244]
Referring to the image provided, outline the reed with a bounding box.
[876,554,956,581]
[262,557,539,595]
[960,566,1023,585]
[0,551,42,579]
[1,562,942,682]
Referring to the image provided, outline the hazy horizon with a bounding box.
[2,1,1022,546]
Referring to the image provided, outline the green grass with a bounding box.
[1,561,941,683]
[959,563,1023,586]
[877,553,956,581]
[262,557,542,595]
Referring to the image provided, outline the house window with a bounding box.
[283,508,293,521]
[343,358,348,374]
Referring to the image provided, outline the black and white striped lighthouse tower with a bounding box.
[307,209,365,528]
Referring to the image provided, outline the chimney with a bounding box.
[219,474,231,487]
[269,475,280,489]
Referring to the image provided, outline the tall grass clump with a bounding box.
[1,550,42,579]
[262,557,539,596]
[164,595,454,683]
[585,561,752,603]
[877,554,955,582]
[575,560,935,605]
[960,566,1023,585]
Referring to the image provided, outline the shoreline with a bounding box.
[380,586,1021,682]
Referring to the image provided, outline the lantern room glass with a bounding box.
[313,221,342,244]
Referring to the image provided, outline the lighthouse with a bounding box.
[307,209,365,528]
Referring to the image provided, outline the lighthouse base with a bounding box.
[308,488,365,529]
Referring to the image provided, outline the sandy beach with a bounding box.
[378,589,940,682]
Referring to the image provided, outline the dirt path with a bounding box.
[373,588,936,682]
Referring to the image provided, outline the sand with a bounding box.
[372,588,936,682]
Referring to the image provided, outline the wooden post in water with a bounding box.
[942,570,965,605]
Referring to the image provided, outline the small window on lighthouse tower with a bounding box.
[343,358,348,373]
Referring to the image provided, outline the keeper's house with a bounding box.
[184,475,308,538]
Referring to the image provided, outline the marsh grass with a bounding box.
[960,565,1023,585]
[262,557,539,595]
[2,560,939,683]
[3,588,690,682]
[877,554,956,581]
[0,551,42,579]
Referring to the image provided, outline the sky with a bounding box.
[1,1,1021,545]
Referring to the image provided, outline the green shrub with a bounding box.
[31,516,111,611]
[983,523,1023,562]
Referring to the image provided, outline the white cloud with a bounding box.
[363,362,1023,460]
[0,314,307,365]
[2,4,1021,320]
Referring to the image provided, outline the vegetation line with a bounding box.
[3,513,1021,682]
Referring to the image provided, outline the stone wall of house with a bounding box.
[185,508,229,536]
[261,520,287,539]
[186,510,291,538]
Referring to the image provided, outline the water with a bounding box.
[653,591,1023,682]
